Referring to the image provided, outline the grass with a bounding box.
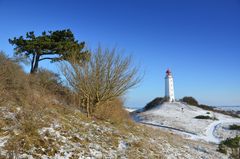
[93,99,133,126]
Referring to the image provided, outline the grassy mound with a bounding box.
[143,97,165,111]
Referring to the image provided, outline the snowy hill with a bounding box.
[133,102,240,144]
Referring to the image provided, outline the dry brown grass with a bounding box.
[0,52,29,105]
[0,52,71,157]
[0,51,74,106]
[93,98,132,125]
[2,92,76,158]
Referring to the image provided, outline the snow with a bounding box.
[214,122,240,140]
[203,119,240,143]
[118,140,128,151]
[0,136,8,147]
[19,154,35,159]
[0,136,9,156]
[133,102,240,144]
[88,143,103,158]
[125,108,136,112]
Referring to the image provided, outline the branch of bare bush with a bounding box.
[60,47,141,117]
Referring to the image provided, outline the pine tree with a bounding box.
[9,29,90,73]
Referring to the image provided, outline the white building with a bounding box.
[165,69,175,102]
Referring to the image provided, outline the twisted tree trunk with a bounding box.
[30,54,40,74]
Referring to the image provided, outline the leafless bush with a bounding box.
[61,47,141,117]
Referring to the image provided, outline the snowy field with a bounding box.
[132,102,240,144]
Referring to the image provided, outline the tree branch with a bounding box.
[39,52,60,56]
[39,57,54,61]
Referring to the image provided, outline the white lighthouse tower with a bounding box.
[165,69,175,102]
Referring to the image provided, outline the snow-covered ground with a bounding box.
[133,102,240,144]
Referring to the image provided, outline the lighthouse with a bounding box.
[165,69,175,102]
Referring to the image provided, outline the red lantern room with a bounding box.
[166,69,171,76]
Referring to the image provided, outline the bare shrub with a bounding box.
[61,47,141,117]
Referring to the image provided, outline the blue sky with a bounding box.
[0,0,239,107]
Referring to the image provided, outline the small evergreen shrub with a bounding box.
[194,115,218,120]
[218,136,240,159]
[217,143,227,154]
[194,115,212,119]
[229,124,240,130]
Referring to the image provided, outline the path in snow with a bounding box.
[139,118,240,144]
[203,119,240,143]
[139,121,197,135]
[132,102,240,144]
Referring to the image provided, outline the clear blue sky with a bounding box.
[0,0,239,107]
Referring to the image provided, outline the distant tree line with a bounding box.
[180,96,239,118]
